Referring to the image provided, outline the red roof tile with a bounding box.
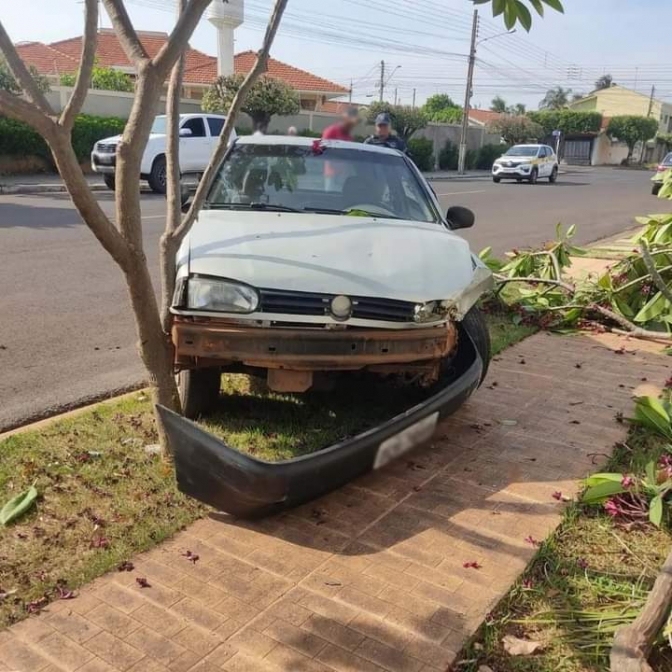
[320,100,363,113]
[16,30,347,95]
[468,109,504,125]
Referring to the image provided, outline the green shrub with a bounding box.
[438,139,458,170]
[298,128,322,138]
[407,137,434,171]
[475,143,507,169]
[528,110,602,136]
[465,149,477,170]
[0,114,126,166]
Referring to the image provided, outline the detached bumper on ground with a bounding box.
[159,322,482,518]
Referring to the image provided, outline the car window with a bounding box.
[207,117,225,136]
[664,152,672,166]
[208,144,438,223]
[181,118,206,138]
[537,147,545,158]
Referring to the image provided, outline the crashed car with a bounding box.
[164,136,493,516]
[651,152,672,195]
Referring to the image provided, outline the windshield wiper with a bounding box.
[302,206,401,219]
[207,202,301,212]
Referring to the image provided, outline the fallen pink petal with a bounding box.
[463,561,482,569]
[524,536,540,547]
[135,577,151,588]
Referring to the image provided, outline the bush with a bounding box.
[475,143,507,169]
[438,139,458,170]
[528,110,602,136]
[0,114,126,166]
[407,137,434,171]
[298,128,322,138]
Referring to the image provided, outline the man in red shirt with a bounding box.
[322,108,359,190]
[322,107,359,141]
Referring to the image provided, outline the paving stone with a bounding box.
[84,631,144,671]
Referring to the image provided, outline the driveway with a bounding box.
[0,168,666,431]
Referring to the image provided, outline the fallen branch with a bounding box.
[493,274,576,293]
[640,240,672,304]
[610,547,672,672]
[592,305,672,342]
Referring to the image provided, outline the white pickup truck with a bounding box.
[91,113,236,194]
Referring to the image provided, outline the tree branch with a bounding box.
[640,241,672,305]
[60,0,98,130]
[101,0,149,66]
[0,20,53,114]
[0,90,53,136]
[591,305,672,342]
[494,275,576,293]
[153,0,212,79]
[175,0,290,242]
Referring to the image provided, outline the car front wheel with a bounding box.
[549,166,558,183]
[461,306,490,383]
[493,176,501,183]
[529,168,538,185]
[177,368,221,419]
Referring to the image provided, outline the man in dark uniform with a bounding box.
[364,113,407,152]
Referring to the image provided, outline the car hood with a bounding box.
[495,155,536,163]
[183,210,478,303]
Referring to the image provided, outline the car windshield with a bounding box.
[505,146,539,157]
[207,143,438,223]
[663,153,672,166]
[150,116,167,135]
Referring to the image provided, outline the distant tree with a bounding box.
[490,95,508,113]
[0,56,49,94]
[366,101,428,140]
[60,61,133,92]
[571,92,585,102]
[539,86,572,110]
[594,74,614,91]
[202,74,300,133]
[422,93,462,123]
[487,115,543,145]
[529,110,602,136]
[511,102,527,115]
[607,115,659,164]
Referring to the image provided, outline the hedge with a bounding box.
[528,110,602,136]
[407,137,434,171]
[438,140,506,170]
[0,114,126,165]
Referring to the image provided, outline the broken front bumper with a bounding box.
[159,321,482,519]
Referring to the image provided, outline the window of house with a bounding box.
[181,117,206,138]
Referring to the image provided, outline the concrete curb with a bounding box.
[0,183,107,195]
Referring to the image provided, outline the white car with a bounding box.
[170,136,493,418]
[91,113,236,194]
[492,144,559,184]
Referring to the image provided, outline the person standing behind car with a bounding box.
[321,108,359,191]
[364,113,407,152]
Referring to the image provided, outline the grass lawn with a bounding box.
[454,427,672,672]
[0,310,533,628]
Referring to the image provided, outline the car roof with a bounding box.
[234,135,402,156]
[511,144,543,149]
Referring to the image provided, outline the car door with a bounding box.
[539,146,551,177]
[179,117,210,173]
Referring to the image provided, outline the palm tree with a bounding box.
[539,86,572,110]
[594,74,614,91]
[490,96,508,113]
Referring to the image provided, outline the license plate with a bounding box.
[373,412,439,470]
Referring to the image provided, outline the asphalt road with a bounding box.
[0,167,666,431]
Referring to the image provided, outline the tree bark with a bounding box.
[611,547,672,672]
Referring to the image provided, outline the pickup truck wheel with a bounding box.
[461,306,491,384]
[103,174,116,191]
[148,155,167,194]
[177,368,221,419]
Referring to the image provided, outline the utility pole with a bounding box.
[412,88,416,108]
[647,84,656,117]
[379,60,385,102]
[394,88,398,106]
[458,9,478,174]
[349,79,352,104]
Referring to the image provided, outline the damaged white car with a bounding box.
[171,136,493,418]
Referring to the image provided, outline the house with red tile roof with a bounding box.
[467,109,504,127]
[15,29,349,112]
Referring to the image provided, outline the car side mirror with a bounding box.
[179,127,193,137]
[446,205,475,230]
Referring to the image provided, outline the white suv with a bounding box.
[91,113,236,194]
[492,144,558,184]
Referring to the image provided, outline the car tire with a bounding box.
[549,166,558,183]
[516,178,522,183]
[103,174,116,191]
[493,176,501,183]
[461,306,491,384]
[652,183,661,195]
[529,168,538,185]
[148,155,167,194]
[177,368,221,419]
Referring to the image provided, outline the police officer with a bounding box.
[364,113,407,152]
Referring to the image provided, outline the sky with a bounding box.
[3,0,672,110]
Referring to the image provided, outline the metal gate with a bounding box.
[564,139,592,165]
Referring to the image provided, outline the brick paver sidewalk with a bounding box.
[1,332,668,672]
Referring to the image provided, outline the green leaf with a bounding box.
[584,473,627,487]
[633,396,672,439]
[634,291,670,323]
[492,0,507,16]
[514,0,532,30]
[0,484,38,526]
[503,1,517,28]
[566,223,576,238]
[528,0,544,14]
[541,0,565,12]
[555,222,562,240]
[646,460,657,486]
[649,494,663,527]
[581,480,627,503]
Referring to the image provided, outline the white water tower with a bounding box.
[208,0,244,76]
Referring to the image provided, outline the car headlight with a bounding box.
[519,163,531,171]
[413,301,452,323]
[186,277,259,313]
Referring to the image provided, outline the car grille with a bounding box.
[96,143,117,154]
[258,288,416,323]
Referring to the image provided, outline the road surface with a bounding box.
[0,167,666,430]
